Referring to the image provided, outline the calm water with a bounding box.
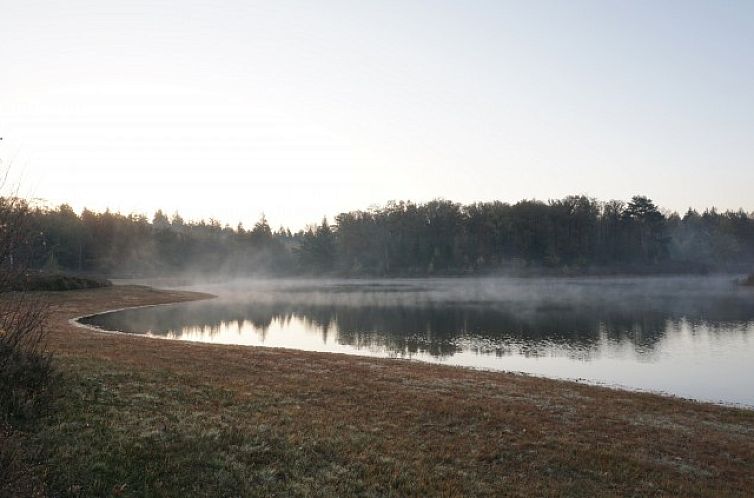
[82,277,754,406]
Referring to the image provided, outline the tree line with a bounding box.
[9,195,754,277]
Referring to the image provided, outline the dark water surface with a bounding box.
[83,277,754,406]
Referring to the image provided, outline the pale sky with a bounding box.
[1,1,753,229]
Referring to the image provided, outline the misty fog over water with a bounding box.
[84,276,754,406]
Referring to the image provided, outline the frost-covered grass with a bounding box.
[4,285,754,497]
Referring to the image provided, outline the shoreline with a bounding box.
[70,283,753,410]
[10,284,754,496]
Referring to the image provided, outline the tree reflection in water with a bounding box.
[82,277,754,360]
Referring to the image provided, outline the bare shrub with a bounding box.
[0,174,56,423]
[0,294,54,422]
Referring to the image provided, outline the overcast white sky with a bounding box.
[1,0,753,229]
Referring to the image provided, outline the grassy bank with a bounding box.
[11,272,112,292]
[3,285,754,497]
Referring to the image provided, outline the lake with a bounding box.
[81,276,754,406]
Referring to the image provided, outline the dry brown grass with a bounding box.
[10,285,754,496]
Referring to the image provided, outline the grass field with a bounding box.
[2,285,753,497]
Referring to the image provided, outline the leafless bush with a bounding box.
[0,169,56,422]
[0,294,54,421]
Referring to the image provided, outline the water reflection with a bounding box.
[81,277,754,405]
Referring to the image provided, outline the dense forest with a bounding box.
[8,195,754,277]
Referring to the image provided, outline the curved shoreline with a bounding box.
[62,284,753,410]
[22,283,754,496]
[69,292,216,337]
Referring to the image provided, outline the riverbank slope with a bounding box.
[5,285,754,496]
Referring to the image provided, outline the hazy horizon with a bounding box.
[2,1,753,229]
